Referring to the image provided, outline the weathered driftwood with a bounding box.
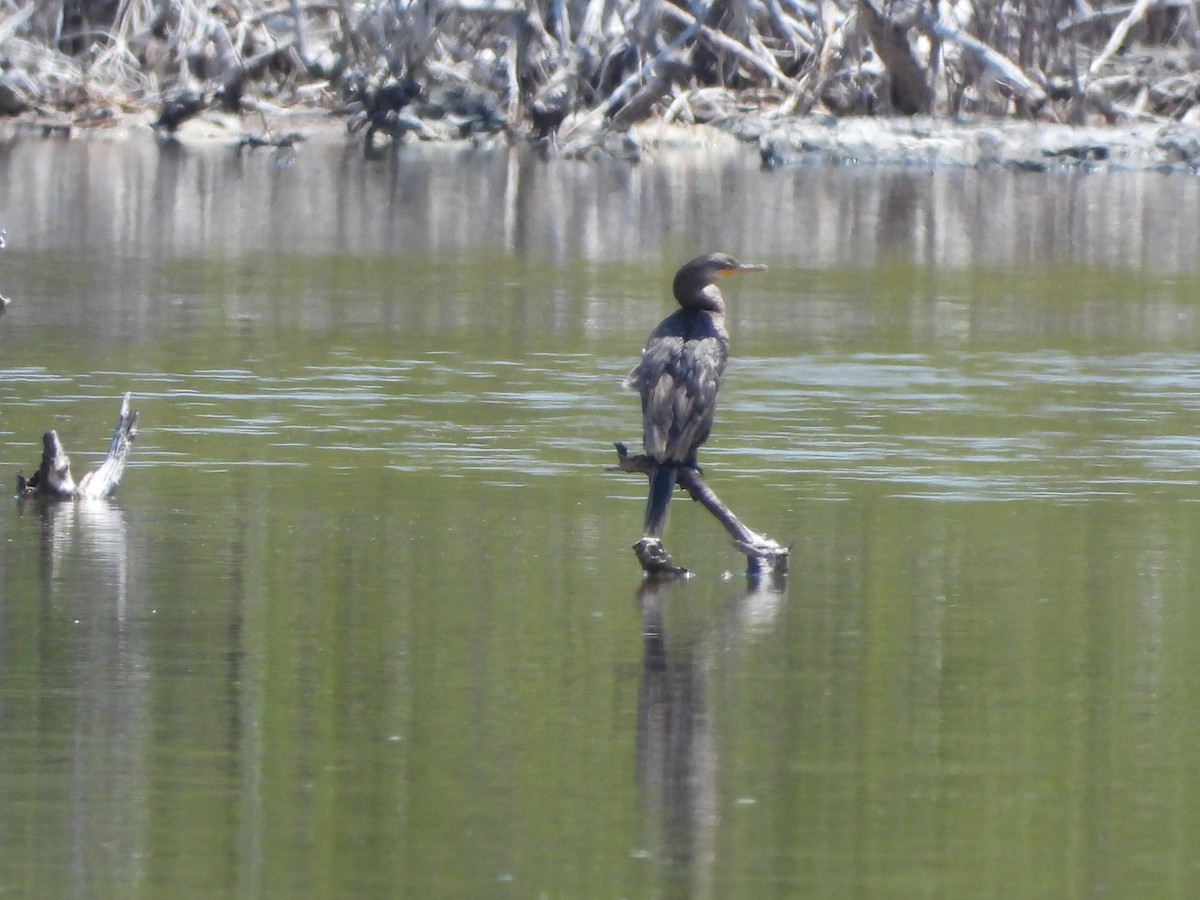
[612,441,789,579]
[1088,0,1161,79]
[559,15,703,155]
[17,393,139,501]
[860,0,933,115]
[5,0,1200,139]
[924,11,1048,109]
[658,0,808,95]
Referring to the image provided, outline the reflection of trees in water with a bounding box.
[13,497,150,896]
[5,142,1199,350]
[635,573,785,898]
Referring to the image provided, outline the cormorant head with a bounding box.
[672,252,767,310]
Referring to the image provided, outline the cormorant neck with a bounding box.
[676,284,725,313]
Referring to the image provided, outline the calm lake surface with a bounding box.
[1,133,1200,897]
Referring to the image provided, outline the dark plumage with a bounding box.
[345,75,425,156]
[627,253,767,537]
[530,70,576,140]
[153,89,207,133]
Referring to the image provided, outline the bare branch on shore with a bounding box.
[1,0,1198,146]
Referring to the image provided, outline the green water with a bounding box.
[1,137,1199,897]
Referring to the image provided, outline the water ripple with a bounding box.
[5,350,1200,498]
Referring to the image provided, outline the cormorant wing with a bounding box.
[634,333,725,463]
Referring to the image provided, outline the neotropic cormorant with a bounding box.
[627,252,767,539]
[153,88,207,133]
[345,74,425,155]
[530,70,576,142]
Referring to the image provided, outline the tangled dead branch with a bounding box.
[1,0,1199,149]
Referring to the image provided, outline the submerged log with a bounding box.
[17,393,139,500]
[613,441,789,579]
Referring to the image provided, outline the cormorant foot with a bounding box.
[633,537,691,578]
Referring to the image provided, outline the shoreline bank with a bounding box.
[3,107,1199,175]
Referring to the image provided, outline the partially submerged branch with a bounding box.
[613,441,789,579]
[17,393,139,501]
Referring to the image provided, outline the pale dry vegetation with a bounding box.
[1,0,1198,147]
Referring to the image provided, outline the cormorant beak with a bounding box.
[720,262,768,278]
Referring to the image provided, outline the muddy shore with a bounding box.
[3,106,1199,176]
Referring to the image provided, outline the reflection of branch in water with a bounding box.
[634,571,787,894]
[17,496,131,619]
[14,483,150,889]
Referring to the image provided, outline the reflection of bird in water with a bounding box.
[636,576,716,875]
[626,253,767,538]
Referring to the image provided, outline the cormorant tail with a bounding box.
[643,464,678,538]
